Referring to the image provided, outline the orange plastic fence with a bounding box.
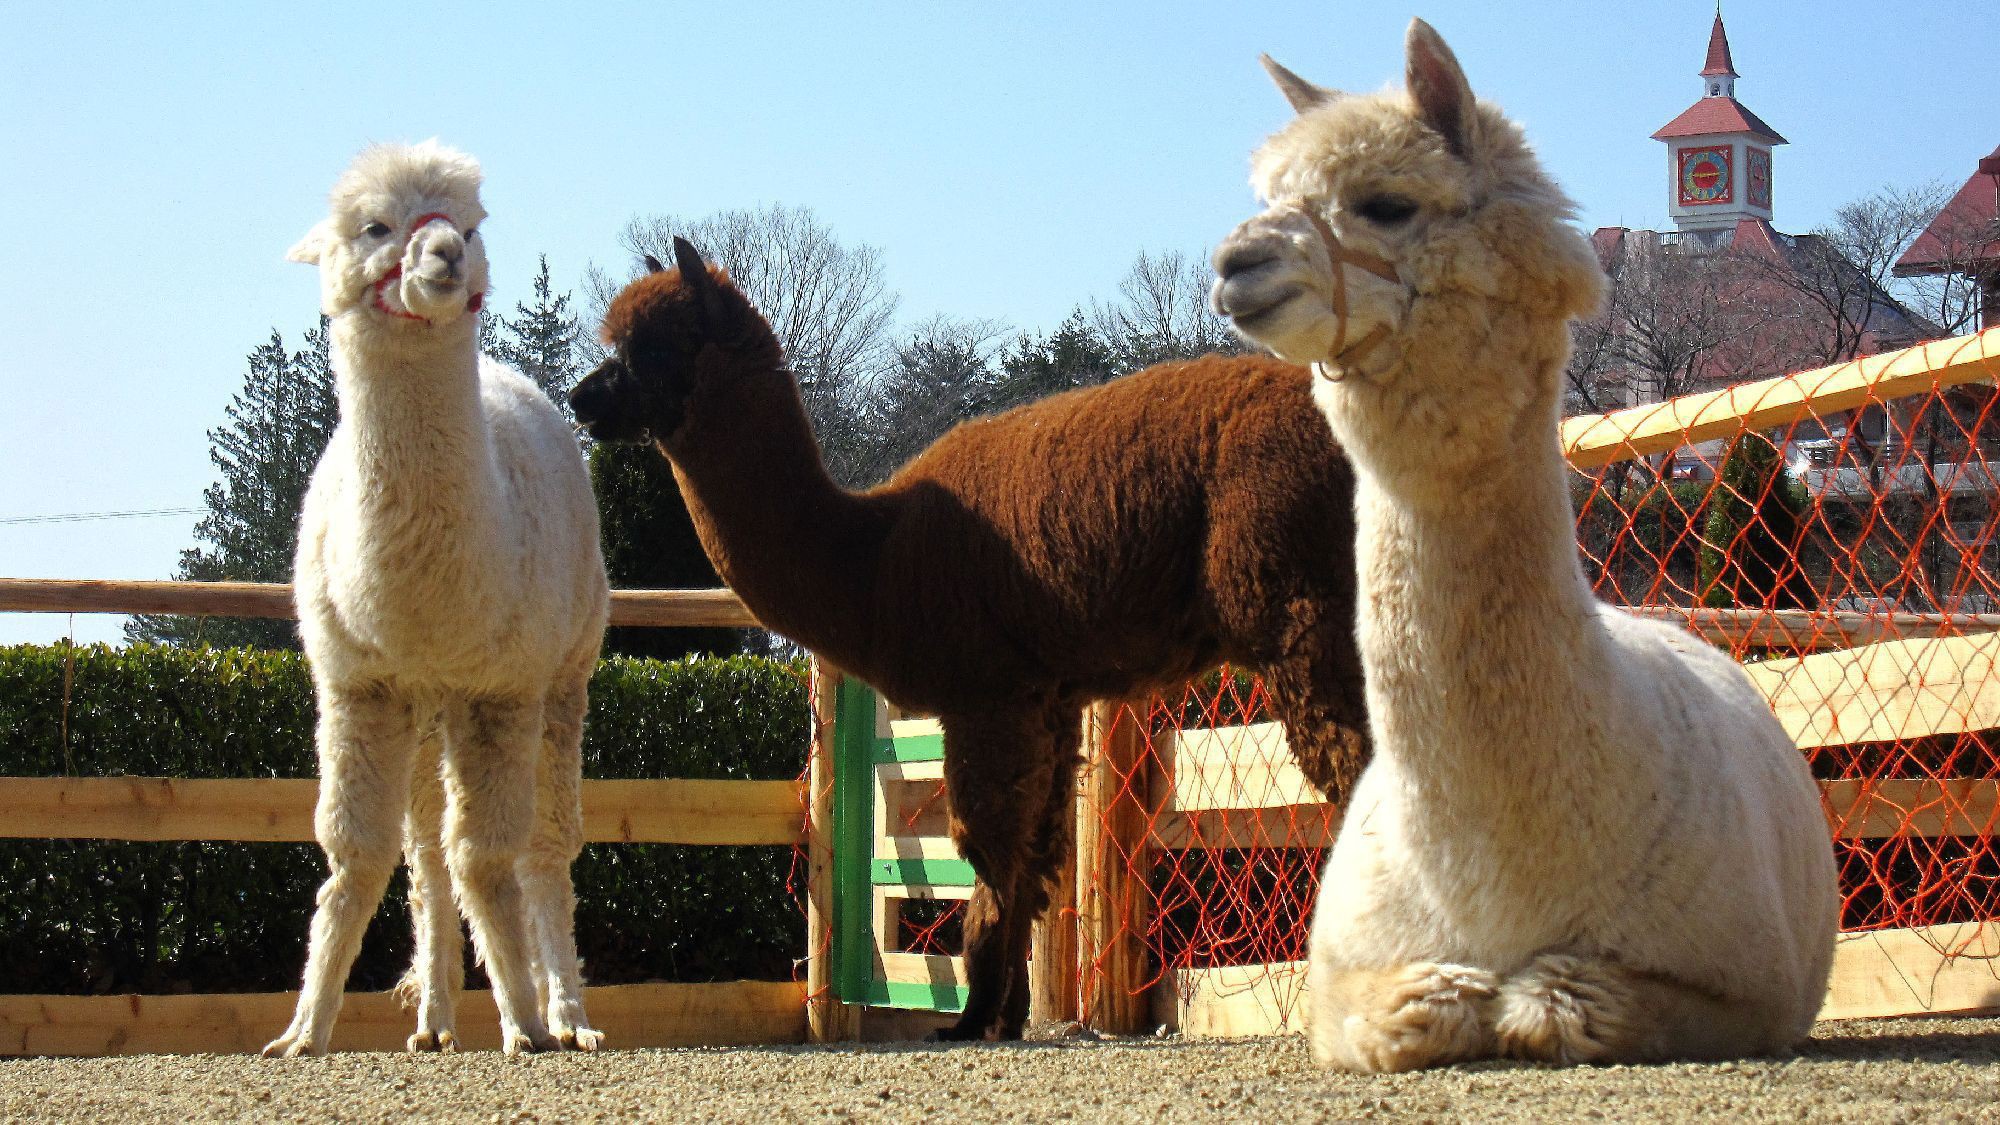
[1104,329,2000,1025]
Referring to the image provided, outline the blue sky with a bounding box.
[1,1,1991,645]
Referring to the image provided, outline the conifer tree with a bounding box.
[485,255,582,416]
[589,443,744,660]
[991,311,1119,411]
[128,323,337,648]
[1698,432,1814,610]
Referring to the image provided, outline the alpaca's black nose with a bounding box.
[1213,239,1277,282]
[569,372,609,424]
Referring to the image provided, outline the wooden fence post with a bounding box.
[1029,841,1079,1025]
[806,658,860,1042]
[1074,698,1152,1034]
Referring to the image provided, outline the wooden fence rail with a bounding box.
[0,578,759,629]
[0,776,804,846]
[1561,327,2000,470]
[0,577,802,1056]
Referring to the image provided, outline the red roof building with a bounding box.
[1578,11,1938,418]
[1893,145,2000,329]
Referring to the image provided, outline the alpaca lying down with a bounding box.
[569,238,1372,1041]
[1212,21,1836,1070]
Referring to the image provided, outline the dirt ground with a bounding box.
[6,1017,2000,1123]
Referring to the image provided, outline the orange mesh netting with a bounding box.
[1071,330,2000,1028]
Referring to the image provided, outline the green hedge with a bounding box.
[0,644,807,995]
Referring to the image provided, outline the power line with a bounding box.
[0,507,204,527]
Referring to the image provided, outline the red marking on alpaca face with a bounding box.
[368,211,487,325]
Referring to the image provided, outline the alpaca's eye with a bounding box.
[1354,196,1420,225]
[465,227,478,240]
[364,222,392,238]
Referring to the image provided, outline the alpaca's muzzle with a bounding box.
[1289,205,1401,382]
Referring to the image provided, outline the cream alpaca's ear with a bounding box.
[1405,18,1475,158]
[286,219,333,265]
[1260,55,1339,114]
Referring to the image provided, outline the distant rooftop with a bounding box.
[1651,98,1786,144]
[1894,144,2000,276]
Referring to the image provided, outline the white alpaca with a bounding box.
[263,141,610,1057]
[1212,22,1836,1071]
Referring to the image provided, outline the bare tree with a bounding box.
[1091,248,1246,370]
[1735,183,1945,367]
[1601,236,1765,402]
[856,314,1012,484]
[583,205,900,484]
[1882,180,1994,337]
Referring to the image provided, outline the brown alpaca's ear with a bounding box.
[672,236,707,282]
[1260,55,1338,114]
[1405,18,1475,159]
[643,254,665,274]
[672,235,733,325]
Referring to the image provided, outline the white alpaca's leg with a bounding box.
[1497,952,1781,1063]
[402,731,463,1052]
[264,685,418,1058]
[1309,960,1498,1073]
[518,671,600,1050]
[1493,952,1640,1064]
[442,695,557,1054]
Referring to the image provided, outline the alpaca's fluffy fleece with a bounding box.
[266,142,609,1058]
[569,239,1371,1042]
[1214,21,1836,1071]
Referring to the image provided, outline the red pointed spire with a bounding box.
[1701,10,1738,77]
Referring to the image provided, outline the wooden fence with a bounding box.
[0,579,828,1055]
[6,326,2000,1051]
[809,327,2000,1039]
[1149,326,2000,1036]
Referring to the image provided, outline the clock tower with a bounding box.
[1651,10,1785,233]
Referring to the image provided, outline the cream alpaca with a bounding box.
[264,142,610,1057]
[1212,22,1836,1071]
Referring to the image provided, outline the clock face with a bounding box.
[1678,146,1733,206]
[1747,147,1772,209]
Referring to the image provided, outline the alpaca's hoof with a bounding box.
[926,1023,989,1043]
[557,1026,604,1052]
[260,1033,324,1059]
[406,1029,458,1053]
[1324,962,1497,1073]
[502,1030,563,1055]
[1495,953,1638,1065]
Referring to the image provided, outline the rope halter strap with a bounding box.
[369,211,485,324]
[1290,203,1401,382]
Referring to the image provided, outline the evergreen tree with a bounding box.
[589,443,744,661]
[485,255,582,417]
[991,311,1119,412]
[855,317,1008,485]
[128,322,338,649]
[1698,432,1814,610]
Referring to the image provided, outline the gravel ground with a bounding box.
[6,1017,2000,1123]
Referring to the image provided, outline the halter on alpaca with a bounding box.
[1288,203,1400,380]
[369,211,487,324]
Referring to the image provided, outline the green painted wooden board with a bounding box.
[865,979,969,1012]
[876,732,944,763]
[872,857,978,887]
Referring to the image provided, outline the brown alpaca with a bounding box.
[570,237,1367,1041]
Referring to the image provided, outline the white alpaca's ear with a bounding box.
[1260,55,1338,114]
[286,219,333,265]
[1405,18,1475,158]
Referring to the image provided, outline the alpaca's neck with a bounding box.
[1347,368,1616,805]
[329,316,501,559]
[663,359,883,663]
